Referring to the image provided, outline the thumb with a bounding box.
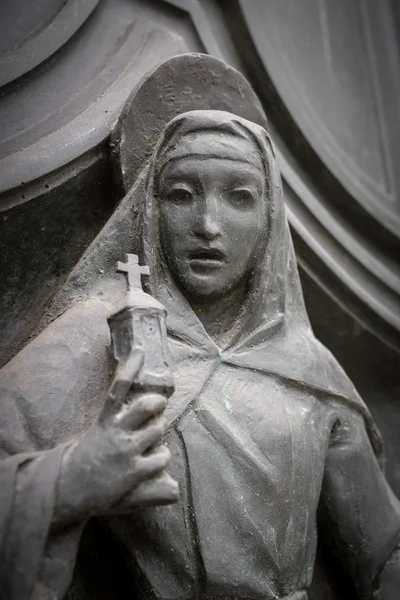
[116,348,145,385]
[99,348,144,426]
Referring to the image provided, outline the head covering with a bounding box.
[128,109,382,458]
[142,110,283,348]
[155,128,264,176]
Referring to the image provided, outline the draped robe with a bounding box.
[0,111,399,600]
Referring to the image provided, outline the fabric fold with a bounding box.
[0,444,83,600]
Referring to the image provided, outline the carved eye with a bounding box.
[166,188,193,204]
[229,188,255,208]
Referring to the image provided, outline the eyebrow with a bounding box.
[161,158,263,178]
[158,155,264,178]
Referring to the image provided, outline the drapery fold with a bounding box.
[0,445,83,600]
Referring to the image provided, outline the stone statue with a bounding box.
[0,54,399,600]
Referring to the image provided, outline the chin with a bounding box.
[181,275,226,301]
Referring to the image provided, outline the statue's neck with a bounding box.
[189,281,247,346]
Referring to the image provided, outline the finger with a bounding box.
[129,416,169,454]
[125,446,171,488]
[113,393,167,430]
[128,472,179,508]
[99,350,144,425]
[116,349,144,386]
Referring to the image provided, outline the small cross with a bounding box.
[117,254,150,291]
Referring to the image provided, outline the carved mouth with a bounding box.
[189,248,225,260]
[188,248,226,269]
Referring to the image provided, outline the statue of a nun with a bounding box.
[0,54,399,600]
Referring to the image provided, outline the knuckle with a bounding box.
[135,397,147,413]
[156,396,167,410]
[159,446,171,460]
[157,416,169,432]
[150,448,171,467]
[137,396,157,417]
[153,421,167,437]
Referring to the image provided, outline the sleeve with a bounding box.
[0,447,84,600]
[0,298,113,599]
[319,406,400,599]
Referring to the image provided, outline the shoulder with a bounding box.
[325,397,383,465]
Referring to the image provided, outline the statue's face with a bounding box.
[158,147,265,301]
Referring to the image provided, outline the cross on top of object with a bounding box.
[117,254,150,290]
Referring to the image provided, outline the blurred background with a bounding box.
[0,2,399,597]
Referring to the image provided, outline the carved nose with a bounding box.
[194,213,221,239]
[194,198,221,239]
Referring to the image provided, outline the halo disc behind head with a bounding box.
[111,53,267,192]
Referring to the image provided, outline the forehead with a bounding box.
[159,156,264,186]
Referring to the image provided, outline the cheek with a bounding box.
[159,206,190,258]
[225,207,264,250]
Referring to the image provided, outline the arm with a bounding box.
[320,407,400,599]
[0,445,82,600]
[0,348,178,600]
